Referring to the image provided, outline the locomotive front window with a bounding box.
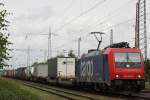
[114,53,141,68]
[128,53,141,62]
[114,53,127,62]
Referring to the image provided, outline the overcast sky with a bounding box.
[3,0,150,68]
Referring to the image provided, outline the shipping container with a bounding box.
[2,69,15,77]
[48,57,75,80]
[32,63,48,78]
[15,67,27,79]
[25,66,33,78]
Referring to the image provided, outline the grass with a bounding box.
[19,82,66,100]
[0,77,66,100]
[145,82,150,88]
[0,77,39,100]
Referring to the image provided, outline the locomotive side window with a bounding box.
[114,53,141,68]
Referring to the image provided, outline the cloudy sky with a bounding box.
[3,0,150,68]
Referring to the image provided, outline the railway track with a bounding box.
[132,89,150,100]
[22,81,104,100]
[24,81,150,100]
[117,89,150,100]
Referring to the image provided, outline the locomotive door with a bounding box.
[103,55,110,85]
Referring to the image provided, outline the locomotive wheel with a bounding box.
[94,84,100,91]
[101,84,109,94]
[133,88,141,92]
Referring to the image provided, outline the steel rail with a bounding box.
[23,81,100,100]
[117,90,150,100]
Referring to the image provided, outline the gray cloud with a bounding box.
[4,0,150,67]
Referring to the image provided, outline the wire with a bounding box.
[56,0,75,25]
[54,0,107,33]
[90,0,135,30]
[102,18,135,31]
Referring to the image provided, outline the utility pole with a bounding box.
[144,0,147,60]
[40,49,47,62]
[78,37,81,58]
[110,29,113,45]
[135,2,140,48]
[44,50,47,62]
[24,27,58,61]
[27,47,30,67]
[136,0,147,60]
[25,34,31,76]
[27,46,31,76]
[48,27,52,59]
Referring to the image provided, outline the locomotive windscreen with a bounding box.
[114,52,141,68]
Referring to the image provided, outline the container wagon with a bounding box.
[32,63,48,82]
[15,67,27,80]
[48,57,75,84]
[2,69,15,77]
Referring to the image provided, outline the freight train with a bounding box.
[2,42,145,92]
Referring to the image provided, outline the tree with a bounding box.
[68,50,76,58]
[0,3,10,68]
[145,60,150,82]
[57,53,65,57]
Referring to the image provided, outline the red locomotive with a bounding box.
[77,42,145,92]
[104,48,144,91]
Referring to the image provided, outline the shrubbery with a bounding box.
[145,60,150,82]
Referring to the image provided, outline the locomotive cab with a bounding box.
[104,48,145,91]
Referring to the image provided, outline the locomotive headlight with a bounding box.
[116,74,119,78]
[138,75,141,78]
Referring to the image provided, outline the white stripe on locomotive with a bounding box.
[80,60,93,81]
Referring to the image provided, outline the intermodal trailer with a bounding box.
[15,67,27,79]
[31,63,48,82]
[48,57,75,82]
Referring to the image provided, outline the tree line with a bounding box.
[145,60,150,82]
[0,2,10,68]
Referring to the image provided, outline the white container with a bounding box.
[33,63,48,78]
[25,67,30,77]
[48,57,75,79]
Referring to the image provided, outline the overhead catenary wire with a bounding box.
[80,0,134,29]
[88,0,135,30]
[54,17,137,51]
[54,0,137,54]
[54,0,107,33]
[56,0,75,25]
[102,18,135,31]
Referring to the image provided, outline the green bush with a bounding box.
[145,60,150,82]
[0,78,39,100]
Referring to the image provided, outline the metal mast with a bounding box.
[48,27,52,59]
[27,47,31,75]
[110,29,113,45]
[135,2,140,48]
[138,0,147,60]
[143,0,147,60]
[78,37,81,58]
[27,47,30,67]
